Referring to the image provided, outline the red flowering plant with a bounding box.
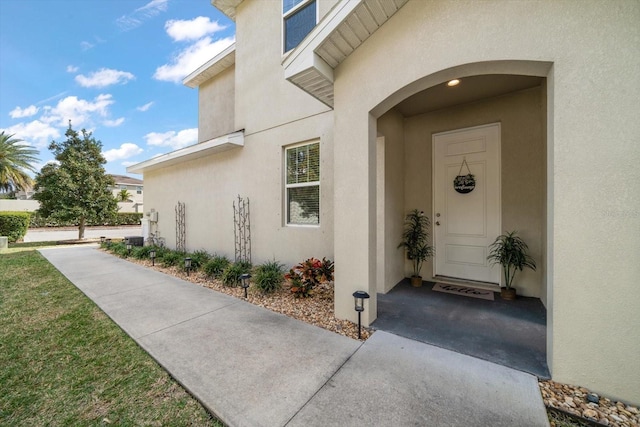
[285,257,334,298]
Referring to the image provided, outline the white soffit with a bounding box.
[212,0,243,20]
[126,131,244,174]
[283,0,409,108]
[183,43,236,88]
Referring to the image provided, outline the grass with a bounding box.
[0,244,222,426]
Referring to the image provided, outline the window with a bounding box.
[136,186,142,194]
[285,142,320,225]
[283,0,316,52]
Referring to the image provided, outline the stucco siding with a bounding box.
[331,0,639,404]
[198,65,236,142]
[143,111,334,268]
[234,0,331,135]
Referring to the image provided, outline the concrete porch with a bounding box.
[372,279,549,378]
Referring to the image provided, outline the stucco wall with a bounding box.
[198,65,236,142]
[377,109,405,293]
[233,0,333,135]
[144,111,334,267]
[331,0,639,404]
[401,86,545,298]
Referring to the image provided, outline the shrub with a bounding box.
[253,260,285,293]
[160,250,185,268]
[29,211,142,228]
[131,245,156,260]
[110,242,129,258]
[187,250,210,271]
[202,255,230,279]
[221,261,252,287]
[0,211,31,243]
[285,257,335,298]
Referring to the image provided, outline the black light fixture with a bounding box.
[106,238,112,247]
[126,243,132,255]
[184,257,192,276]
[240,273,251,298]
[100,236,106,244]
[150,249,156,266]
[352,290,370,339]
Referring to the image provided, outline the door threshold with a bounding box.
[432,276,500,292]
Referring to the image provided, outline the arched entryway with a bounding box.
[371,62,551,376]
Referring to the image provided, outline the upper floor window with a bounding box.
[136,186,143,194]
[283,0,316,52]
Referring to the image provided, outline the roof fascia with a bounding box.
[127,130,244,175]
[212,0,243,21]
[183,43,236,88]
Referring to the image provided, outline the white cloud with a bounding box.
[66,65,79,73]
[81,41,94,51]
[121,160,138,167]
[75,68,135,88]
[117,0,168,31]
[136,101,154,112]
[103,143,144,162]
[153,36,235,83]
[1,120,60,148]
[9,105,39,119]
[104,117,125,127]
[144,128,197,150]
[165,16,227,42]
[43,94,115,128]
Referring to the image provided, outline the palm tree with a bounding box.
[117,189,132,202]
[0,132,39,192]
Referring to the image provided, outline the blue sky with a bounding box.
[0,0,235,177]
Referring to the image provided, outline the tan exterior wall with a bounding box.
[198,65,236,142]
[111,185,143,204]
[377,110,405,293]
[143,110,334,267]
[233,0,332,134]
[402,87,545,298]
[331,0,639,404]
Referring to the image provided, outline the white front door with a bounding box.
[433,123,501,284]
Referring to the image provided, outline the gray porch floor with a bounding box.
[372,279,549,378]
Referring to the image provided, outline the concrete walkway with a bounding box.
[39,246,549,427]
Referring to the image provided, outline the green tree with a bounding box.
[0,131,39,192]
[34,124,117,239]
[117,189,132,202]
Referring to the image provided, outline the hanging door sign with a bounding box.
[453,157,476,194]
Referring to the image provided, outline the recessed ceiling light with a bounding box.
[447,79,460,87]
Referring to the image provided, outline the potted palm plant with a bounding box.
[487,231,536,300]
[398,209,434,287]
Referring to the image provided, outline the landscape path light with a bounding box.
[126,243,132,256]
[240,273,251,298]
[150,249,156,266]
[352,290,370,339]
[100,236,105,244]
[184,257,192,276]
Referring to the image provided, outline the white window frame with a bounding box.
[283,0,318,54]
[284,140,320,227]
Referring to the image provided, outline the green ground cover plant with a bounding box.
[221,261,252,287]
[0,245,221,426]
[202,254,231,279]
[253,260,285,293]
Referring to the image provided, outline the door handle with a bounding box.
[436,221,440,226]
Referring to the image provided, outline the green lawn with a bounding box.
[0,246,222,426]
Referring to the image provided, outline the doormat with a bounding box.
[432,283,495,300]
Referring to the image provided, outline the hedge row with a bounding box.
[29,212,143,228]
[0,212,31,242]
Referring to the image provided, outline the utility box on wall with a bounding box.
[148,211,158,222]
